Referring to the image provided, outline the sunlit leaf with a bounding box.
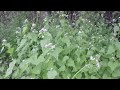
[106,45,115,55]
[47,70,58,79]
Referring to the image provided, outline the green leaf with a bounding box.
[115,41,120,50]
[5,43,11,48]
[87,50,93,57]
[20,59,29,72]
[108,61,118,71]
[47,70,58,79]
[63,56,69,63]
[31,65,41,74]
[59,65,66,71]
[27,32,38,41]
[114,25,119,32]
[5,60,16,77]
[112,69,120,77]
[37,54,45,63]
[22,26,29,34]
[7,47,14,55]
[91,75,98,79]
[67,59,75,67]
[30,53,42,65]
[62,37,71,47]
[51,47,63,60]
[106,45,115,55]
[40,39,51,55]
[16,39,27,52]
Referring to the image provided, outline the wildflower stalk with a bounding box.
[72,64,90,79]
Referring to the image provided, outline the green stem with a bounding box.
[72,64,90,79]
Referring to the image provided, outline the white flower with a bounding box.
[56,25,60,28]
[45,43,52,48]
[96,59,100,68]
[112,19,116,22]
[16,31,19,34]
[64,33,68,36]
[39,28,47,33]
[24,19,28,23]
[2,39,6,42]
[78,31,82,34]
[41,35,44,38]
[44,18,47,22]
[37,11,40,14]
[32,23,36,27]
[45,43,55,49]
[90,56,95,60]
[51,45,55,49]
[32,48,36,52]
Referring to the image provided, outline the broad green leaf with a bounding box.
[5,60,16,77]
[114,25,119,32]
[7,47,14,55]
[108,61,118,71]
[27,32,37,41]
[5,43,11,48]
[22,26,29,34]
[37,54,45,63]
[91,75,98,79]
[63,56,69,63]
[67,59,75,67]
[112,69,120,77]
[32,65,41,74]
[16,39,27,51]
[62,37,71,47]
[115,41,120,50]
[60,19,66,27]
[116,51,120,58]
[47,70,58,79]
[51,47,63,60]
[87,50,93,57]
[102,74,108,79]
[20,60,29,72]
[44,32,52,40]
[106,45,115,55]
[59,65,65,71]
[30,53,41,65]
[40,39,51,55]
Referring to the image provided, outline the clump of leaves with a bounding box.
[2,12,120,79]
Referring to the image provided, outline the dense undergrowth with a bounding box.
[1,11,120,79]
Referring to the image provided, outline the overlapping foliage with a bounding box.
[1,11,120,79]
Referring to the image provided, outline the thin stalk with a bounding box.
[72,64,90,79]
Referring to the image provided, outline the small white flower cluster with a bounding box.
[56,25,60,29]
[78,31,82,34]
[64,33,68,36]
[16,27,21,31]
[31,23,36,30]
[90,55,100,68]
[16,31,20,34]
[45,43,55,49]
[90,56,95,60]
[24,19,28,23]
[2,39,7,42]
[32,23,36,27]
[44,18,47,22]
[36,11,40,14]
[96,59,100,68]
[39,28,47,33]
